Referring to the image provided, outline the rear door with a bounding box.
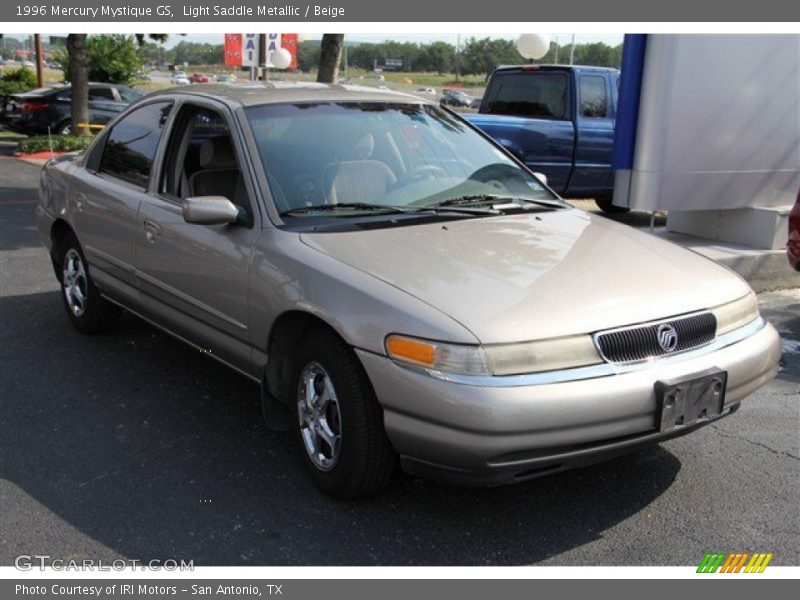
[571,71,615,196]
[70,100,173,304]
[474,68,576,193]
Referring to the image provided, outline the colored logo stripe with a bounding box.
[697,553,726,573]
[745,553,773,573]
[697,552,773,573]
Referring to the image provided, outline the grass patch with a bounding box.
[18,135,92,154]
[0,130,27,140]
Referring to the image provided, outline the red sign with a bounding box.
[281,34,299,70]
[224,34,242,67]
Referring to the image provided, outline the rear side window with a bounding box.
[99,101,172,189]
[89,87,116,101]
[483,72,568,119]
[117,86,142,103]
[580,75,608,118]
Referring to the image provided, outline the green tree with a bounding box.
[58,35,143,84]
[167,41,222,66]
[67,34,90,137]
[460,38,523,76]
[0,66,37,97]
[137,41,167,65]
[296,40,321,73]
[317,34,344,83]
[420,41,456,74]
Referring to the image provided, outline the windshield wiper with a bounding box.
[280,202,409,216]
[428,194,566,210]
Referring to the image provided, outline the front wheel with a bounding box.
[595,196,630,214]
[58,232,121,333]
[291,329,397,498]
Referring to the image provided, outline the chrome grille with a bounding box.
[594,312,717,364]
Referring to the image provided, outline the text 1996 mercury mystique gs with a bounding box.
[36,83,781,498]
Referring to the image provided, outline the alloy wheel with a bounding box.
[296,361,342,471]
[62,248,87,317]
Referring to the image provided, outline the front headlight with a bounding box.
[385,333,603,377]
[712,292,760,336]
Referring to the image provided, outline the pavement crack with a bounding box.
[710,425,800,462]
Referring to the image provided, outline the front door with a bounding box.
[135,101,262,377]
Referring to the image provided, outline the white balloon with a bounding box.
[517,34,551,60]
[270,48,293,70]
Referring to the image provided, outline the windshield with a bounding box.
[245,101,561,220]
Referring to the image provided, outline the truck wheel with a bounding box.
[56,121,72,135]
[58,231,121,334]
[291,328,397,498]
[595,196,630,214]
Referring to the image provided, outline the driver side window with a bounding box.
[161,105,253,226]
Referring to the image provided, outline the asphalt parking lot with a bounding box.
[1,154,798,566]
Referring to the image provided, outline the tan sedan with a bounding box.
[36,83,781,497]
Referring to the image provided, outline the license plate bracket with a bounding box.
[655,368,727,433]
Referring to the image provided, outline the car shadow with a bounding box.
[1,290,681,566]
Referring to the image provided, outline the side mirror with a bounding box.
[533,172,548,187]
[182,196,240,225]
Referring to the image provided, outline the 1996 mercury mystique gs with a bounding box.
[36,83,781,497]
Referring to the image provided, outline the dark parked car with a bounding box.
[5,83,141,135]
[787,186,800,271]
[439,89,474,108]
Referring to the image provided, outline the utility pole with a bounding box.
[34,34,44,87]
[554,36,560,64]
[569,34,576,66]
[455,34,460,82]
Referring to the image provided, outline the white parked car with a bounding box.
[171,71,190,86]
[415,87,437,97]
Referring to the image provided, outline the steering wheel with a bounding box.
[468,163,532,193]
[404,164,447,182]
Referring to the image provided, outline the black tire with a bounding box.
[595,196,630,214]
[56,120,72,135]
[57,231,121,334]
[290,328,397,498]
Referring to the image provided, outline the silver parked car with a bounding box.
[36,83,781,498]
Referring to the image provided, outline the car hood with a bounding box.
[299,209,751,344]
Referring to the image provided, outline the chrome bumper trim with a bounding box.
[407,317,766,388]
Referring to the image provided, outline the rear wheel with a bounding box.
[57,232,121,334]
[291,328,397,498]
[56,121,72,135]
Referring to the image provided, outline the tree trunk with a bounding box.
[67,34,90,137]
[316,34,344,84]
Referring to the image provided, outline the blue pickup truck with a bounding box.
[464,64,621,212]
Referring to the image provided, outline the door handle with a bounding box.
[74,192,86,212]
[143,219,162,242]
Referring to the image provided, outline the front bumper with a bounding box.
[356,319,781,485]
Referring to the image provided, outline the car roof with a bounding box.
[13,82,119,97]
[493,64,619,73]
[146,81,424,108]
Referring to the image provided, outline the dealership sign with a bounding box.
[224,33,298,69]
